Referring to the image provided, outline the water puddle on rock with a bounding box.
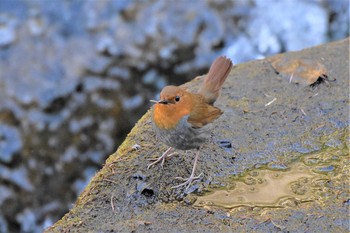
[195,146,347,209]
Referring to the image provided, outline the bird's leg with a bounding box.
[172,148,203,190]
[147,147,178,169]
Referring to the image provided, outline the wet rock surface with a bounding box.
[48,39,349,232]
[0,0,348,232]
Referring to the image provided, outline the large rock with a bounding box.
[47,38,349,232]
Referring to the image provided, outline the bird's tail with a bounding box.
[198,56,233,104]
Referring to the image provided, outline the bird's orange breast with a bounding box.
[153,103,191,130]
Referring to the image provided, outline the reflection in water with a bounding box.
[195,146,347,209]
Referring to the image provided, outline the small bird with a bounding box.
[148,56,233,189]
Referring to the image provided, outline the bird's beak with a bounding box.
[149,99,168,104]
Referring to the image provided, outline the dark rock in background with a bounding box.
[0,0,348,232]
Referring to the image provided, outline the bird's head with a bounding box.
[151,86,193,130]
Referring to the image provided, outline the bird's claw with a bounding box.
[171,173,203,190]
[147,156,165,169]
[147,148,177,169]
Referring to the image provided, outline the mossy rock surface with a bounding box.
[47,38,349,233]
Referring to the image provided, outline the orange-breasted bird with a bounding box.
[148,56,233,189]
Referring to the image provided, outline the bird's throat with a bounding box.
[153,104,190,130]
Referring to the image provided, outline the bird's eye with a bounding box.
[175,96,180,102]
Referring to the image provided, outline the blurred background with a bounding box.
[0,0,348,232]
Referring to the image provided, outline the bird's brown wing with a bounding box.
[187,97,223,128]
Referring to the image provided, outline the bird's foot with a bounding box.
[147,147,178,169]
[171,173,203,190]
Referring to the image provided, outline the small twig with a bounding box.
[289,72,295,83]
[315,123,326,130]
[258,218,271,226]
[265,97,277,107]
[111,195,115,213]
[106,157,129,167]
[135,220,152,226]
[300,108,307,116]
[103,178,119,185]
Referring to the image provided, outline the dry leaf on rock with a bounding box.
[270,57,328,86]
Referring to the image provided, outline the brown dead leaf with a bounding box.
[270,57,328,86]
